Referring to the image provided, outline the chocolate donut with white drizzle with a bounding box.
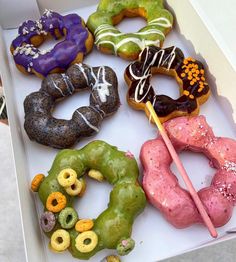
[124,46,210,123]
[24,63,120,148]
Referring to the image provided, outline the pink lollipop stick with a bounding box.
[146,101,218,238]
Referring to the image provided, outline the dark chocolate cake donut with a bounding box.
[24,63,120,148]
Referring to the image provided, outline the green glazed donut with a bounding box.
[32,141,146,260]
[87,0,173,60]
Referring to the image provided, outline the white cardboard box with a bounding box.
[0,0,236,261]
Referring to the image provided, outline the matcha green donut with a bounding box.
[32,141,146,260]
[87,0,173,60]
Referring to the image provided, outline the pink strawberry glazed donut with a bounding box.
[140,115,236,228]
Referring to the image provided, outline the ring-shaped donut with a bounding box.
[140,116,236,228]
[125,46,211,123]
[10,10,93,78]
[31,140,146,260]
[87,0,173,60]
[24,63,120,148]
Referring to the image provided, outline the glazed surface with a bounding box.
[35,141,146,259]
[11,10,91,77]
[87,0,173,59]
[24,63,120,148]
[125,46,210,122]
[140,116,236,228]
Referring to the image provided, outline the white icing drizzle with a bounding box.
[76,110,99,132]
[95,25,162,55]
[0,96,6,116]
[75,64,111,103]
[148,17,172,28]
[97,38,160,56]
[95,28,165,42]
[91,105,105,118]
[90,66,111,103]
[161,46,177,70]
[75,63,89,86]
[94,17,171,55]
[61,73,74,94]
[94,24,117,36]
[51,79,66,97]
[88,67,97,84]
[129,46,177,102]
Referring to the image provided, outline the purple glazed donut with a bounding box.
[10,10,94,78]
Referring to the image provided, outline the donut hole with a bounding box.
[75,177,112,219]
[150,74,180,100]
[115,16,146,33]
[52,199,58,206]
[44,219,48,225]
[170,151,215,190]
[84,238,92,245]
[66,215,73,224]
[52,91,90,120]
[56,237,63,244]
[63,172,70,179]
[37,34,66,54]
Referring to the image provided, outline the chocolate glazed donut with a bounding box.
[125,46,210,123]
[24,63,120,148]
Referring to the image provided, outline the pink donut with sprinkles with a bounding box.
[140,115,236,228]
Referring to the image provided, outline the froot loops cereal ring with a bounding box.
[24,63,120,149]
[141,116,236,228]
[40,211,56,233]
[50,229,70,252]
[125,46,210,123]
[78,178,86,197]
[59,207,78,229]
[87,0,173,60]
[57,168,77,187]
[33,141,146,260]
[46,192,67,213]
[65,179,83,196]
[75,219,94,233]
[88,169,104,182]
[75,231,98,253]
[10,10,93,78]
[31,173,45,192]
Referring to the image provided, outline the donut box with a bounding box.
[0,0,236,261]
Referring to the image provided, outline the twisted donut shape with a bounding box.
[11,10,93,78]
[87,0,173,60]
[141,116,236,228]
[125,46,210,123]
[24,63,120,148]
[32,141,146,259]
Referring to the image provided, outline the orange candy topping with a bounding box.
[31,174,45,192]
[180,57,208,94]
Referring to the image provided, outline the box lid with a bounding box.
[190,0,236,72]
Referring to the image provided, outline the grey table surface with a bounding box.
[1,124,236,262]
